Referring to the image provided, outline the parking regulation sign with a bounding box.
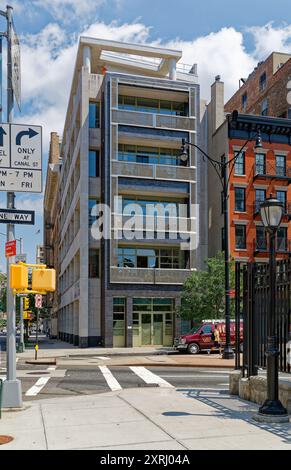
[5,240,16,257]
[35,294,42,308]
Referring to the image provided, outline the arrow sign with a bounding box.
[16,128,38,146]
[0,127,7,147]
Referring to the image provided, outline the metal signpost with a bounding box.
[0,6,41,409]
[35,294,42,360]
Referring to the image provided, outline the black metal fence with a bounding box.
[235,259,291,377]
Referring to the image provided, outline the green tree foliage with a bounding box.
[178,252,235,323]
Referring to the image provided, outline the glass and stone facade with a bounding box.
[45,37,207,347]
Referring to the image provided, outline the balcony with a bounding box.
[110,267,192,284]
[112,214,193,241]
[253,162,291,183]
[112,160,195,182]
[111,108,196,132]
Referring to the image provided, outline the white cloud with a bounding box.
[33,0,104,22]
[16,18,291,158]
[247,22,291,60]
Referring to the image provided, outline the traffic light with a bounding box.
[31,268,56,292]
[23,297,29,311]
[10,264,29,290]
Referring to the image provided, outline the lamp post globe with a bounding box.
[260,196,284,232]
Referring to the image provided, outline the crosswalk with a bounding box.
[0,365,229,401]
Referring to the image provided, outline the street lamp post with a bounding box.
[180,122,262,359]
[257,196,288,421]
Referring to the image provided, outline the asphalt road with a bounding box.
[0,363,231,402]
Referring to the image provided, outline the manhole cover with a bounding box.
[0,435,14,445]
[27,371,50,375]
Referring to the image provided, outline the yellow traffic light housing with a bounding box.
[32,268,56,292]
[23,297,29,311]
[10,264,29,290]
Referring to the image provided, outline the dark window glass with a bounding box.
[277,190,286,211]
[255,153,265,175]
[89,102,100,128]
[277,227,287,252]
[235,225,246,249]
[234,187,245,212]
[234,151,245,175]
[259,72,267,91]
[276,155,286,176]
[88,199,98,227]
[255,189,266,213]
[261,98,268,116]
[256,227,267,251]
[89,150,99,177]
[242,92,247,111]
[89,249,99,278]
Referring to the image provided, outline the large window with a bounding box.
[118,144,184,166]
[234,151,245,175]
[261,98,268,116]
[255,189,266,213]
[117,247,185,269]
[89,249,99,278]
[276,155,286,177]
[255,153,265,175]
[118,95,187,116]
[235,225,246,249]
[122,196,183,216]
[89,150,99,177]
[89,102,100,128]
[234,187,245,212]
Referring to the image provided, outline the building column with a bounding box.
[169,59,177,80]
[83,46,91,73]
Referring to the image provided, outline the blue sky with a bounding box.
[0,0,291,270]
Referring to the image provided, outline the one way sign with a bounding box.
[0,123,42,193]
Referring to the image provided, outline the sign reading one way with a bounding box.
[0,123,42,193]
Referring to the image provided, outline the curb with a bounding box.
[25,359,57,366]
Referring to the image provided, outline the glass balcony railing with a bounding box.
[117,152,185,167]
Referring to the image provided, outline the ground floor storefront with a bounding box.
[113,297,175,347]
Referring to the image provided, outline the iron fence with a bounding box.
[235,259,291,377]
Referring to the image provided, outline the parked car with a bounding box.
[174,320,243,355]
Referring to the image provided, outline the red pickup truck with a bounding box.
[174,320,243,354]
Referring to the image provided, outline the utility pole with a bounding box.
[2,5,22,408]
[19,238,25,353]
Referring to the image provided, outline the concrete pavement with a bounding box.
[0,387,290,450]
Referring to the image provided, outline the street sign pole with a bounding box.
[19,238,24,353]
[2,5,22,408]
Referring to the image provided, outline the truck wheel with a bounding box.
[188,343,200,355]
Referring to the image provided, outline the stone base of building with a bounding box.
[58,332,102,348]
[229,371,291,414]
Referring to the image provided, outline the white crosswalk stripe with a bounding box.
[99,365,122,391]
[130,366,174,388]
[25,376,50,396]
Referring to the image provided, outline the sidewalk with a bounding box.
[0,387,290,449]
[18,337,236,368]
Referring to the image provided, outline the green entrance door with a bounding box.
[141,314,151,345]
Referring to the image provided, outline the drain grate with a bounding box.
[0,435,14,445]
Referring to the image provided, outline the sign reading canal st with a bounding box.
[0,123,42,193]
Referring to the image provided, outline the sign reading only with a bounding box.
[0,123,42,193]
[0,208,35,225]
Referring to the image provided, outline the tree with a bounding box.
[178,252,235,323]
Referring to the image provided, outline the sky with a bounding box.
[1,0,291,270]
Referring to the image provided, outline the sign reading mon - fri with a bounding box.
[0,123,42,193]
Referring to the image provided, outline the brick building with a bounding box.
[208,78,291,263]
[225,52,291,118]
